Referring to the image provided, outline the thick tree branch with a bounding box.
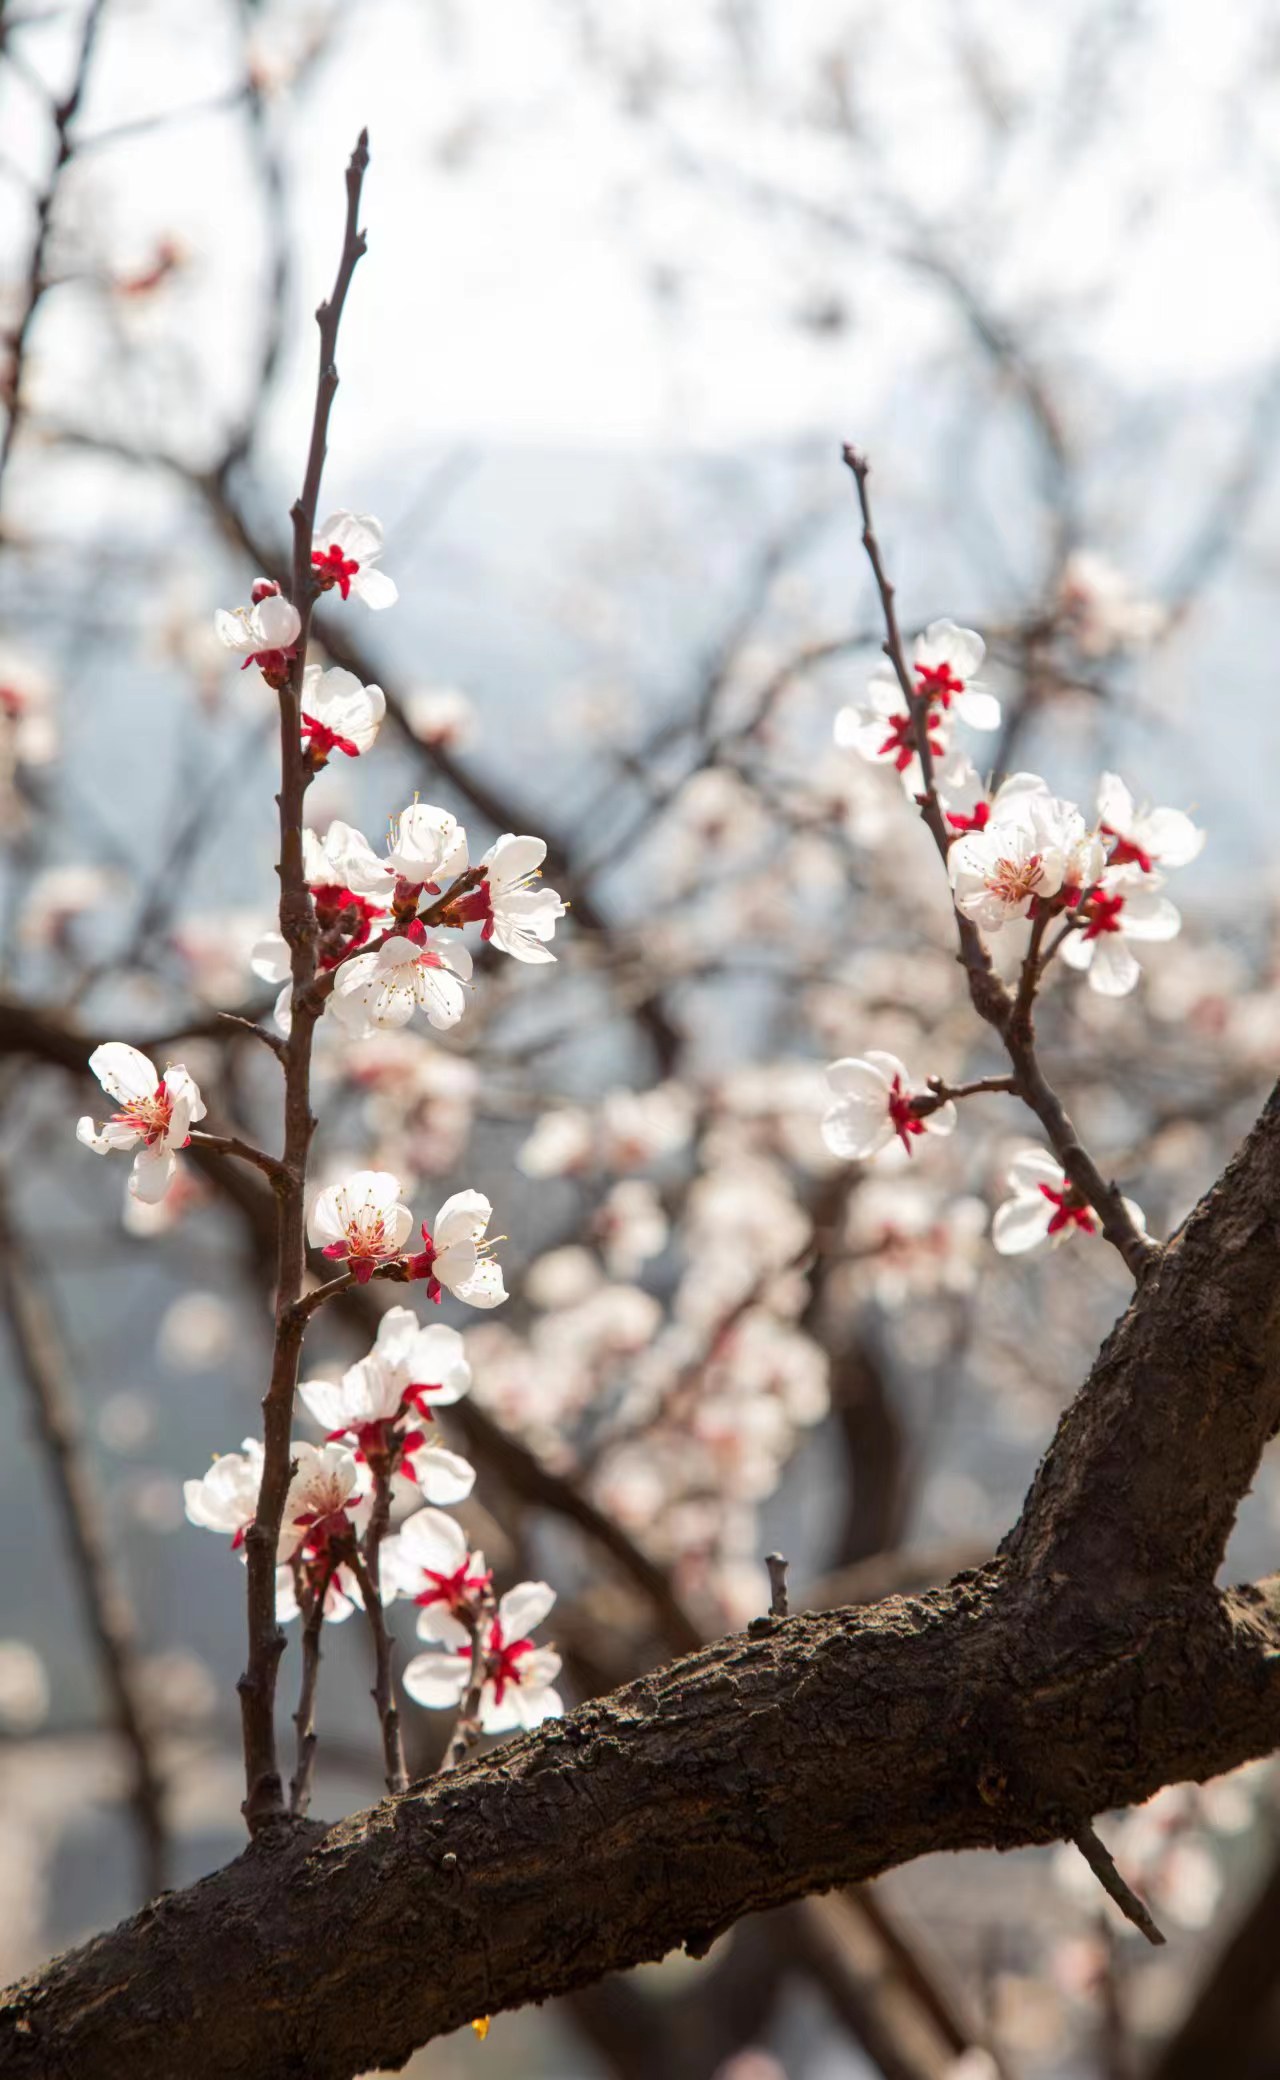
[4,1570,1280,2080]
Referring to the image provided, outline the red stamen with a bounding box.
[312,544,361,599]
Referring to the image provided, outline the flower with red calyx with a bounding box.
[381,1508,492,1648]
[906,622,1000,727]
[406,1190,508,1309]
[329,931,473,1037]
[834,680,946,783]
[441,833,565,963]
[307,1170,414,1283]
[311,512,398,609]
[299,1310,476,1502]
[214,591,301,687]
[948,786,1102,931]
[402,1581,563,1733]
[299,664,385,766]
[1060,866,1182,997]
[821,1052,956,1163]
[992,1148,1146,1256]
[77,1041,206,1203]
[1096,771,1204,876]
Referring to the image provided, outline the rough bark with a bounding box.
[3,1056,1280,2076]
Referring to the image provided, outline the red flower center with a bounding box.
[415,1556,493,1614]
[116,1078,174,1145]
[1038,1184,1097,1236]
[479,1619,535,1706]
[886,1074,926,1156]
[312,544,361,599]
[1101,825,1154,874]
[878,711,943,773]
[1081,890,1126,939]
[946,799,990,835]
[915,660,965,707]
[301,713,361,763]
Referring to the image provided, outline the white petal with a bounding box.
[1005,1148,1064,1195]
[1088,936,1141,996]
[1118,892,1181,943]
[992,1194,1053,1255]
[956,690,1002,731]
[447,1258,507,1309]
[1140,807,1204,868]
[1096,771,1136,832]
[354,567,397,609]
[821,1101,894,1162]
[824,1056,892,1101]
[129,1145,177,1203]
[498,1580,556,1637]
[412,1447,477,1505]
[433,1190,493,1250]
[402,1650,469,1709]
[88,1042,157,1106]
[397,1506,468,1570]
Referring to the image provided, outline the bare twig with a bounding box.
[442,1593,494,1774]
[1072,1821,1166,1948]
[842,447,1155,1279]
[288,1558,336,1819]
[349,1464,406,1795]
[186,1129,286,1184]
[239,129,371,1836]
[765,1552,790,1618]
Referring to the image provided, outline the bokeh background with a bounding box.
[4,3,1280,2076]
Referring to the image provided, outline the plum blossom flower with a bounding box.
[307,1170,414,1282]
[299,1309,475,1500]
[77,1042,206,1202]
[836,621,1000,786]
[445,834,564,963]
[183,1438,264,1546]
[330,932,472,1036]
[948,789,1103,931]
[384,802,470,895]
[822,1053,956,1162]
[938,764,1050,837]
[299,664,385,765]
[1096,772,1204,875]
[402,1581,563,1732]
[214,587,301,684]
[383,1507,492,1647]
[992,1148,1145,1256]
[406,1190,507,1309]
[1059,868,1181,997]
[311,512,398,608]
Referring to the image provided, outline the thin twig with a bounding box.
[289,1558,336,1819]
[442,1593,494,1773]
[765,1553,790,1618]
[239,129,371,1837]
[842,447,1156,1280]
[348,1469,407,1796]
[1072,1821,1166,1947]
[186,1129,286,1184]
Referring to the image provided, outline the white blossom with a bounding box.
[307,1169,414,1282]
[382,1507,491,1648]
[300,664,385,762]
[949,789,1103,931]
[311,511,398,609]
[1059,867,1181,996]
[402,1581,563,1732]
[1096,772,1204,874]
[330,933,472,1036]
[822,1052,956,1162]
[213,591,301,668]
[474,834,565,963]
[992,1148,1145,1256]
[412,1189,507,1309]
[77,1042,206,1203]
[385,802,469,891]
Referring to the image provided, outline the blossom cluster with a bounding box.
[825,618,1204,1258]
[184,1307,562,1731]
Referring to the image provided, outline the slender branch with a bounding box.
[0,1181,168,1902]
[186,1129,287,1184]
[764,1552,790,1618]
[289,1559,336,1819]
[348,1473,407,1796]
[1072,1822,1166,1948]
[442,1591,494,1774]
[842,447,1155,1278]
[239,130,371,1837]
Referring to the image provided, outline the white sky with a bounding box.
[6,0,1280,466]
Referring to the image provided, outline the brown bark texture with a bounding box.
[3,1081,1280,2077]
